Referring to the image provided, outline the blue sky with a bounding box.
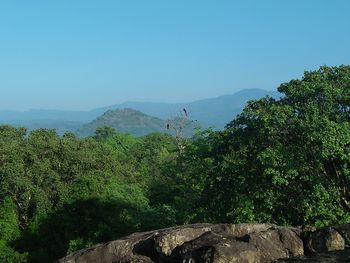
[0,0,349,110]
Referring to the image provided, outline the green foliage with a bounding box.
[188,65,350,226]
[0,197,20,242]
[0,197,27,262]
[67,238,92,254]
[94,126,117,139]
[0,125,179,262]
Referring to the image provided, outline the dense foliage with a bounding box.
[0,65,349,262]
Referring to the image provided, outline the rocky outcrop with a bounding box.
[304,227,345,253]
[56,223,350,263]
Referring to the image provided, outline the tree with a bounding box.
[94,126,117,140]
[0,197,27,262]
[169,65,350,226]
[166,109,199,154]
[201,65,350,226]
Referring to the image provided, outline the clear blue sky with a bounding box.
[0,0,349,111]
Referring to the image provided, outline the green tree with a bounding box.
[0,197,27,262]
[198,65,350,226]
[94,126,117,140]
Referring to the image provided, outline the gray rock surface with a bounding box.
[56,223,350,263]
[57,223,304,263]
[275,248,350,262]
[305,227,345,253]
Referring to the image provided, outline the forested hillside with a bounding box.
[76,108,167,137]
[76,108,199,137]
[0,65,349,262]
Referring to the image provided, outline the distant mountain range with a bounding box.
[0,89,280,136]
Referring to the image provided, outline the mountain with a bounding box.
[0,89,280,135]
[76,108,168,137]
[175,89,280,128]
[93,89,280,128]
[77,108,201,137]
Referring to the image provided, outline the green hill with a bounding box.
[76,108,168,137]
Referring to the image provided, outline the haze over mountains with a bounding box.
[0,89,280,136]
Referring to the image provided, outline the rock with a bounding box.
[57,224,350,263]
[305,227,345,253]
[227,223,276,236]
[154,224,212,256]
[334,224,350,245]
[169,224,303,263]
[275,248,350,262]
[57,230,157,263]
[119,255,154,263]
[56,223,304,263]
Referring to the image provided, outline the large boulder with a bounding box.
[276,248,350,262]
[171,226,303,263]
[304,227,345,253]
[57,223,350,262]
[56,223,304,263]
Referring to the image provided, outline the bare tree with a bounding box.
[166,108,198,154]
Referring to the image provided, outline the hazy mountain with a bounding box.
[0,89,280,135]
[94,89,280,127]
[77,108,200,137]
